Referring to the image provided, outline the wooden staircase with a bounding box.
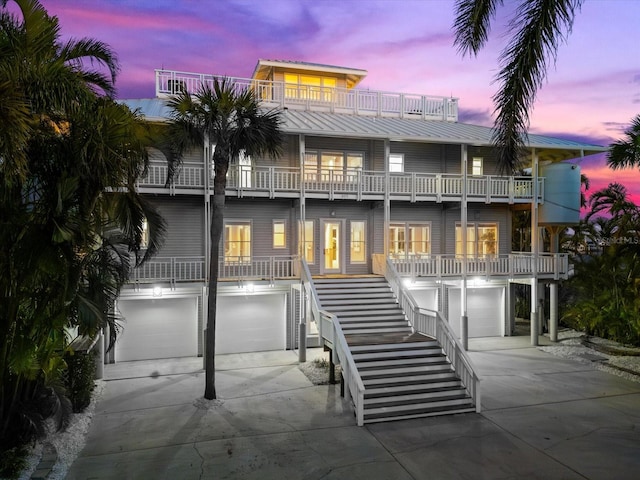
[314,276,476,423]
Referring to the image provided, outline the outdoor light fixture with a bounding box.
[245,282,255,294]
[152,286,163,297]
[403,278,413,288]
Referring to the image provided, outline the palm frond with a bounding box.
[453,0,502,56]
[607,114,640,170]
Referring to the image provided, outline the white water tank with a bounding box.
[539,163,581,226]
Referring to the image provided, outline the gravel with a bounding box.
[14,332,640,479]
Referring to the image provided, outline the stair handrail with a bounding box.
[299,258,366,425]
[372,254,481,412]
[320,310,366,426]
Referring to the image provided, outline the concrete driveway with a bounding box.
[67,338,640,479]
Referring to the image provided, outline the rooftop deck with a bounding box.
[155,69,458,122]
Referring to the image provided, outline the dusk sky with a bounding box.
[35,0,640,206]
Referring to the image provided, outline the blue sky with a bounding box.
[33,0,640,202]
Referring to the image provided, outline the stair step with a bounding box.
[356,356,446,369]
[362,371,459,387]
[359,364,452,377]
[336,313,406,321]
[364,387,467,405]
[352,349,442,361]
[341,328,413,335]
[349,341,439,352]
[341,322,411,330]
[364,397,473,419]
[365,380,462,397]
[321,297,395,306]
[325,305,401,313]
[363,405,477,423]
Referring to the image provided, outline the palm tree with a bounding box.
[454,0,584,173]
[607,114,640,170]
[166,79,282,399]
[0,0,164,458]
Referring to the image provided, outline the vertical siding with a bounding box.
[288,288,300,350]
[444,144,462,173]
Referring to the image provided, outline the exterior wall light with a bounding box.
[152,286,163,297]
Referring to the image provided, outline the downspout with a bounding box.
[461,144,468,350]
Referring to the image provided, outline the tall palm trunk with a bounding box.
[204,148,229,400]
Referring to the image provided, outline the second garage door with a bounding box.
[447,287,504,338]
[216,293,286,354]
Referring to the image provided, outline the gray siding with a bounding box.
[389,203,445,255]
[151,197,205,257]
[390,142,442,173]
[443,205,510,254]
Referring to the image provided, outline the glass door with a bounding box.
[321,220,343,274]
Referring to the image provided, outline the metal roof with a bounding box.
[121,98,606,160]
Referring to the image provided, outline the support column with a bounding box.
[298,134,307,362]
[548,227,561,342]
[530,148,539,346]
[460,144,469,350]
[383,139,391,256]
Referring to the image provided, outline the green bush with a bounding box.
[64,350,97,413]
[0,445,29,479]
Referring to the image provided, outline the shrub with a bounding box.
[64,350,97,413]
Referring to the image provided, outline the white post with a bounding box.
[549,227,560,342]
[383,139,390,256]
[461,145,469,350]
[299,134,307,362]
[530,149,539,346]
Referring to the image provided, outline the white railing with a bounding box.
[131,255,298,285]
[155,69,458,122]
[218,256,298,283]
[300,258,366,425]
[131,256,206,285]
[137,160,543,204]
[391,252,569,280]
[373,255,481,413]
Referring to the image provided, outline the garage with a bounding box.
[216,293,286,354]
[115,297,198,362]
[447,287,504,338]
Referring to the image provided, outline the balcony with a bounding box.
[155,69,458,122]
[137,163,543,204]
[390,252,570,281]
[129,252,568,286]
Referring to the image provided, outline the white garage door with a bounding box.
[448,287,504,338]
[216,293,286,354]
[116,297,198,361]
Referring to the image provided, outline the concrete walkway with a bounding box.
[67,337,640,479]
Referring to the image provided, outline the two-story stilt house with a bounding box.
[113,60,604,423]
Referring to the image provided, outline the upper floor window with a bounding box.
[284,73,337,102]
[273,220,286,249]
[472,157,483,176]
[304,150,363,182]
[455,223,497,257]
[389,153,404,173]
[389,223,431,258]
[224,221,251,265]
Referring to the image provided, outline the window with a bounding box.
[472,157,483,176]
[350,221,366,263]
[224,221,251,264]
[455,223,497,256]
[304,150,363,182]
[238,150,252,188]
[389,153,404,173]
[273,220,286,249]
[298,220,314,264]
[284,73,336,101]
[389,223,430,258]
